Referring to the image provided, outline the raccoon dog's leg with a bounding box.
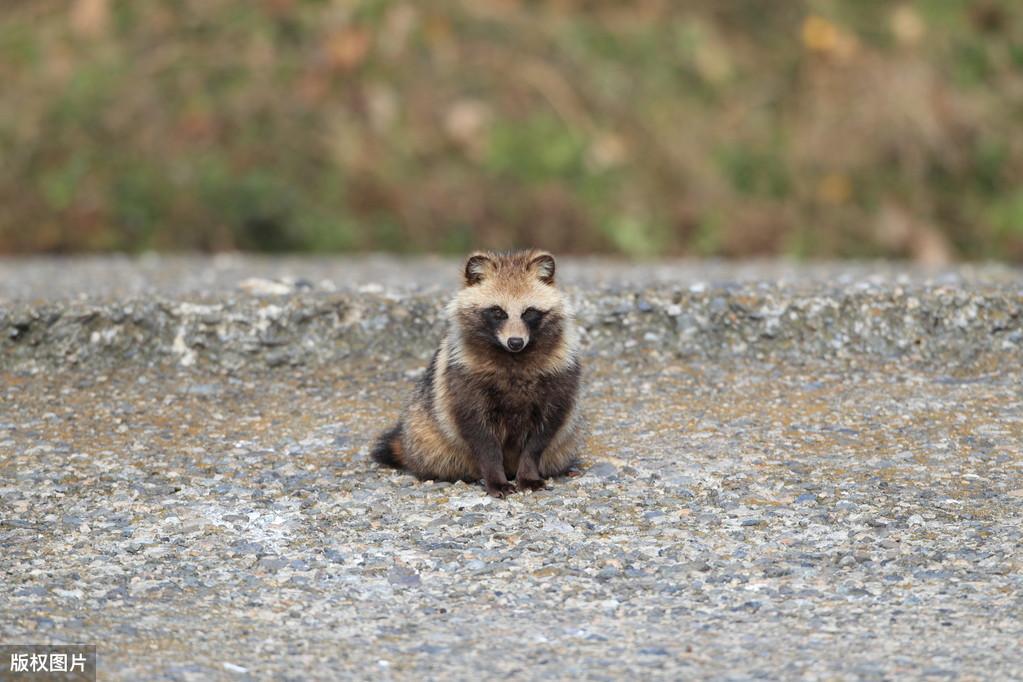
[516,368,580,490]
[517,425,564,490]
[481,448,516,497]
[476,436,517,498]
[455,415,515,498]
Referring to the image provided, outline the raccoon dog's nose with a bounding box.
[506,337,525,352]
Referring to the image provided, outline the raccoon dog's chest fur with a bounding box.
[447,361,578,455]
[372,250,584,498]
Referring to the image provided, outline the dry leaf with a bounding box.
[325,27,372,71]
[70,0,110,38]
[816,173,852,206]
[801,15,858,62]
[891,6,925,47]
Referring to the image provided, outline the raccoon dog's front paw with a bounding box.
[484,480,517,498]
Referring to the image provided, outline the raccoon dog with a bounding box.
[371,250,583,497]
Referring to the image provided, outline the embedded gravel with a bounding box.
[1,258,1022,680]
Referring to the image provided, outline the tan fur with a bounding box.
[431,337,462,444]
[538,407,583,477]
[404,401,476,480]
[389,432,404,462]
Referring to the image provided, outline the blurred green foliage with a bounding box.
[2,0,1023,260]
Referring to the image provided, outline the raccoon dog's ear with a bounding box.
[529,252,556,285]
[464,253,493,286]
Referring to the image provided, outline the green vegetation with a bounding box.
[2,0,1022,260]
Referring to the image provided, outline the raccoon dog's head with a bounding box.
[449,250,575,362]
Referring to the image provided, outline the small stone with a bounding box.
[323,549,345,563]
[258,557,289,571]
[387,567,422,587]
[238,278,293,296]
[231,541,264,556]
[586,463,619,480]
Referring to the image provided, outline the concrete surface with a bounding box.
[1,257,1022,680]
[3,257,1022,370]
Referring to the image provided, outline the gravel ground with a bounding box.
[1,258,1022,680]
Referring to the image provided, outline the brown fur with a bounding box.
[372,250,584,497]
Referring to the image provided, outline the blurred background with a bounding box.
[1,0,1022,261]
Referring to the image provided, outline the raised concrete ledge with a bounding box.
[3,283,1021,370]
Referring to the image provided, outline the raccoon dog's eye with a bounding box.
[521,307,545,324]
[487,306,508,320]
